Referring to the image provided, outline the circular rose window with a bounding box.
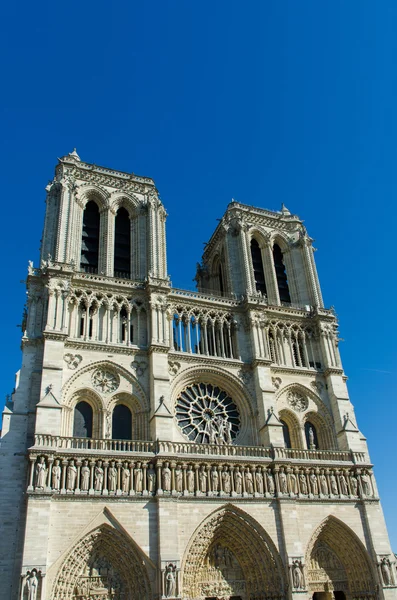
[176,383,240,444]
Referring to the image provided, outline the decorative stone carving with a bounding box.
[330,474,338,495]
[310,380,324,394]
[52,459,61,490]
[64,353,82,370]
[168,360,181,376]
[319,472,328,495]
[147,464,156,493]
[92,369,119,393]
[66,459,77,491]
[26,569,40,600]
[187,466,195,493]
[135,464,143,493]
[122,462,130,493]
[287,390,308,412]
[35,457,47,489]
[272,376,282,390]
[350,474,358,496]
[94,461,104,491]
[245,469,254,494]
[361,470,372,496]
[108,461,117,492]
[292,559,304,589]
[309,472,318,495]
[81,460,90,491]
[267,470,275,494]
[380,556,392,586]
[131,358,147,377]
[279,468,288,494]
[162,462,171,492]
[165,562,177,597]
[199,466,208,493]
[234,469,242,494]
[339,473,348,496]
[175,383,240,444]
[299,473,308,495]
[308,426,316,449]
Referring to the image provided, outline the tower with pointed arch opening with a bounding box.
[0,151,395,600]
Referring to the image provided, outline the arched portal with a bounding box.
[305,517,377,600]
[51,524,151,599]
[182,506,285,600]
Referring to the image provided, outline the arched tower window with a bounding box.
[218,263,224,295]
[250,239,267,295]
[305,421,319,449]
[112,404,132,440]
[114,207,131,278]
[273,244,291,303]
[281,420,291,448]
[80,201,100,273]
[73,401,93,438]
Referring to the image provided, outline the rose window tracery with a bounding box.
[287,390,308,412]
[176,383,240,444]
[92,369,119,394]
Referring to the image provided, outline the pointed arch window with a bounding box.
[305,421,319,449]
[273,243,291,303]
[250,239,267,295]
[80,201,100,273]
[112,404,132,440]
[114,207,131,278]
[73,401,93,438]
[281,419,292,448]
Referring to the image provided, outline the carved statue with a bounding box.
[165,562,177,597]
[361,471,371,496]
[308,426,316,449]
[81,460,90,491]
[211,467,219,493]
[255,469,264,494]
[147,464,156,493]
[320,473,328,495]
[289,472,298,495]
[199,466,208,493]
[292,560,304,589]
[245,469,254,494]
[108,461,117,492]
[122,463,130,493]
[187,466,195,493]
[66,460,77,491]
[267,471,275,494]
[279,469,288,494]
[26,569,39,600]
[381,557,392,586]
[94,461,104,491]
[222,467,231,493]
[162,463,171,492]
[350,475,358,496]
[208,420,217,445]
[51,459,61,490]
[175,467,183,492]
[224,420,233,444]
[299,473,308,495]
[216,415,225,445]
[309,473,318,495]
[234,469,243,494]
[35,457,47,489]
[135,465,143,493]
[339,474,348,496]
[330,474,338,495]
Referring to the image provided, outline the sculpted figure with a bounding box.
[208,420,217,445]
[165,563,176,597]
[108,461,117,492]
[187,466,195,493]
[245,469,254,494]
[147,464,156,493]
[216,415,225,445]
[350,475,358,496]
[135,465,143,493]
[26,570,39,600]
[310,473,318,495]
[289,472,298,495]
[122,463,130,493]
[339,474,348,495]
[162,463,171,492]
[51,459,61,490]
[222,467,231,493]
[361,471,371,496]
[199,466,207,493]
[224,419,233,444]
[279,469,288,494]
[267,471,275,494]
[211,467,219,493]
[292,561,304,589]
[234,469,243,494]
[66,460,77,491]
[81,460,90,491]
[308,426,315,449]
[94,460,104,491]
[381,557,392,586]
[330,474,338,495]
[320,473,328,495]
[299,473,308,495]
[175,466,183,492]
[35,457,47,489]
[255,469,264,494]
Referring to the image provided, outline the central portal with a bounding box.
[199,543,246,599]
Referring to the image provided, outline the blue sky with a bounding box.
[1,1,397,547]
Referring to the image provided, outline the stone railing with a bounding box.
[273,447,367,464]
[33,434,155,453]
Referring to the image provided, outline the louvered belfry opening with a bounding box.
[80,201,100,273]
[250,239,267,295]
[273,243,291,303]
[114,207,131,278]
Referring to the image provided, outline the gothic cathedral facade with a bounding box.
[0,150,395,600]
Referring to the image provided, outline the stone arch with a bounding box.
[75,184,110,211]
[51,523,152,599]
[107,392,150,440]
[278,408,303,448]
[181,505,286,599]
[63,388,105,438]
[110,191,141,217]
[171,365,257,446]
[305,516,377,599]
[303,410,334,451]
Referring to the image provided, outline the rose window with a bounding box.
[176,383,240,444]
[92,369,119,394]
[287,390,308,412]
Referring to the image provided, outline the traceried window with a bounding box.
[273,243,291,303]
[112,404,132,440]
[80,201,100,273]
[114,207,131,278]
[250,239,267,295]
[176,383,240,444]
[73,401,93,438]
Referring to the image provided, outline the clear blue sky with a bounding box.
[1,1,397,547]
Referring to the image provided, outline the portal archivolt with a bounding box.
[51,524,151,600]
[181,506,285,600]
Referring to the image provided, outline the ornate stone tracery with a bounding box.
[92,369,120,394]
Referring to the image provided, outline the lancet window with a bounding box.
[273,243,291,303]
[73,401,93,438]
[80,201,100,273]
[112,404,132,440]
[250,239,267,295]
[281,419,292,448]
[114,207,131,278]
[172,308,238,359]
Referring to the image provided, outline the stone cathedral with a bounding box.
[0,150,395,600]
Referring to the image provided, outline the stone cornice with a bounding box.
[167,351,243,369]
[43,331,68,342]
[65,339,143,356]
[270,366,321,377]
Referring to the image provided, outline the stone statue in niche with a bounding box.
[289,472,298,495]
[267,470,275,494]
[299,473,308,495]
[279,469,288,494]
[245,469,254,494]
[309,472,318,495]
[165,562,177,597]
[187,466,195,493]
[350,474,358,496]
[308,426,316,449]
[35,457,47,489]
[222,467,231,493]
[162,463,171,492]
[234,469,242,494]
[380,557,392,586]
[81,460,90,491]
[94,460,104,491]
[292,560,304,589]
[51,459,61,490]
[175,466,183,492]
[147,464,156,493]
[26,569,39,600]
[255,469,264,494]
[135,464,143,493]
[339,473,348,496]
[122,463,130,493]
[330,473,338,495]
[199,466,207,493]
[211,467,219,493]
[361,470,371,496]
[66,459,77,491]
[108,461,117,492]
[224,420,233,444]
[319,472,328,495]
